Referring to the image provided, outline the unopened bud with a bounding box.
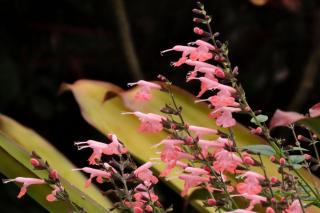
[49,169,59,181]
[193,18,206,24]
[269,155,276,162]
[271,197,276,203]
[279,158,286,166]
[243,156,254,165]
[171,123,177,130]
[207,198,216,206]
[157,74,167,82]
[193,27,204,35]
[270,176,278,183]
[304,154,312,160]
[250,127,262,135]
[30,158,40,167]
[192,8,203,15]
[185,136,193,145]
[297,135,307,142]
[232,66,239,75]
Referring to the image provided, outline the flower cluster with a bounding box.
[74,134,167,213]
[123,2,320,212]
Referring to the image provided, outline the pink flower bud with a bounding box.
[271,198,276,203]
[250,127,262,135]
[279,158,286,166]
[30,158,40,167]
[304,154,312,160]
[269,155,276,162]
[270,176,278,183]
[266,207,275,213]
[193,27,204,35]
[145,205,153,212]
[207,198,216,206]
[243,156,254,165]
[49,169,59,180]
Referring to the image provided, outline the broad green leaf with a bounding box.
[0,114,117,213]
[250,115,268,125]
[66,79,320,212]
[241,145,276,156]
[288,155,305,164]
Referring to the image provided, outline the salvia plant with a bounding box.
[2,2,320,213]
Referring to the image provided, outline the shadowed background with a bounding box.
[0,0,319,212]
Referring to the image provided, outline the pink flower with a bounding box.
[128,80,161,102]
[155,140,194,177]
[179,174,209,196]
[238,193,267,210]
[134,162,158,185]
[3,177,45,198]
[72,167,112,188]
[188,125,218,138]
[269,109,305,129]
[285,199,303,213]
[105,134,128,155]
[309,102,320,118]
[74,140,109,164]
[122,112,164,133]
[46,186,62,202]
[184,167,209,176]
[236,171,265,195]
[198,138,231,157]
[133,184,159,202]
[196,95,239,108]
[189,77,236,97]
[212,149,242,174]
[209,107,241,128]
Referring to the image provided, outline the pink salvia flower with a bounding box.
[3,177,45,198]
[225,210,257,213]
[74,140,108,164]
[184,167,209,176]
[241,194,267,210]
[196,95,239,108]
[128,80,161,102]
[179,174,209,196]
[212,149,242,174]
[309,102,320,118]
[122,111,164,133]
[105,134,128,155]
[236,171,265,195]
[72,167,112,188]
[269,109,305,129]
[285,199,303,213]
[198,139,227,157]
[188,125,218,138]
[189,77,236,97]
[209,107,241,128]
[134,162,158,185]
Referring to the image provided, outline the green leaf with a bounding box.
[66,79,320,213]
[288,155,305,164]
[0,114,116,212]
[241,145,276,156]
[250,114,268,125]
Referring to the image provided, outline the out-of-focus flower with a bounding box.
[122,112,164,133]
[269,109,305,129]
[128,80,161,102]
[134,162,158,185]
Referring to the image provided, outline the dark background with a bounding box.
[0,0,320,212]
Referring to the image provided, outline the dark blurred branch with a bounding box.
[111,0,144,80]
[289,11,320,110]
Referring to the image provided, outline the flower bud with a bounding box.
[304,154,312,160]
[279,158,286,166]
[30,158,40,167]
[269,155,276,162]
[207,198,216,206]
[193,27,204,35]
[49,169,59,181]
[270,176,278,183]
[243,156,254,165]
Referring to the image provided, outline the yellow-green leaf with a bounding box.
[66,79,320,212]
[0,114,117,213]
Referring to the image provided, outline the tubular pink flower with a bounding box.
[134,162,158,185]
[184,167,209,175]
[209,107,241,128]
[225,210,257,213]
[188,125,217,138]
[105,134,128,155]
[196,95,239,108]
[286,199,303,213]
[128,80,161,102]
[269,109,305,129]
[309,102,320,118]
[212,149,242,174]
[179,174,209,196]
[72,167,112,188]
[236,171,265,195]
[189,77,236,97]
[198,139,226,157]
[122,112,164,133]
[189,40,215,50]
[3,177,45,198]
[74,140,108,164]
